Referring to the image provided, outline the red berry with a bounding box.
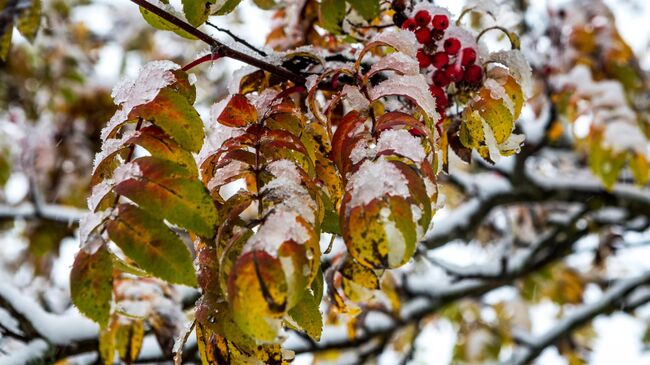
[461,48,477,66]
[432,14,449,31]
[414,10,431,26]
[464,64,484,84]
[402,18,417,31]
[415,27,431,44]
[429,85,448,109]
[430,52,449,69]
[445,64,464,82]
[432,70,451,87]
[416,49,431,68]
[444,37,461,55]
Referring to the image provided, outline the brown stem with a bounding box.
[129,0,306,85]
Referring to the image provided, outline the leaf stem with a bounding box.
[181,53,222,71]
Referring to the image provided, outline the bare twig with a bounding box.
[205,21,267,57]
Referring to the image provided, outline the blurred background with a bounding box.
[0,0,650,364]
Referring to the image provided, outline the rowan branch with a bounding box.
[129,0,305,85]
[0,202,85,224]
[506,271,650,365]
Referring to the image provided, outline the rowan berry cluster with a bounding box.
[401,10,484,117]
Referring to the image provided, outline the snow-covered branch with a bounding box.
[506,271,650,365]
[0,202,85,224]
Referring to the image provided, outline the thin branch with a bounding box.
[505,271,650,365]
[0,202,85,224]
[205,21,267,57]
[129,0,305,84]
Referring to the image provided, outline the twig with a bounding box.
[0,202,85,224]
[505,271,650,365]
[129,0,305,85]
[205,21,267,57]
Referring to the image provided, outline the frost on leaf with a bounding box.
[370,74,441,123]
[74,61,215,332]
[197,93,324,345]
[364,29,419,59]
[459,64,527,162]
[552,65,649,188]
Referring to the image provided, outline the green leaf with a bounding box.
[111,255,150,278]
[130,88,204,153]
[116,319,145,363]
[107,204,197,287]
[70,244,113,327]
[114,157,218,237]
[347,0,379,21]
[321,192,341,235]
[182,0,211,27]
[252,0,276,10]
[139,1,198,40]
[16,0,41,42]
[0,25,12,62]
[228,251,287,342]
[128,125,198,177]
[99,325,116,365]
[212,0,242,15]
[288,271,323,340]
[0,148,11,188]
[320,0,346,34]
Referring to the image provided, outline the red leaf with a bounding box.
[218,94,257,127]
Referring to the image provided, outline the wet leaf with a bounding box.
[288,270,324,340]
[347,0,379,21]
[139,0,197,40]
[116,319,145,363]
[70,244,113,327]
[228,250,287,342]
[16,0,41,42]
[217,94,257,127]
[131,88,204,153]
[320,0,346,34]
[182,0,212,27]
[107,204,197,287]
[114,157,217,237]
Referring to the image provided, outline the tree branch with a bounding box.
[506,271,650,365]
[0,202,85,224]
[129,0,305,85]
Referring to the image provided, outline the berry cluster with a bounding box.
[400,10,484,117]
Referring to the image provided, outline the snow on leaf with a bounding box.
[376,129,427,164]
[367,52,420,78]
[245,210,311,257]
[482,118,502,163]
[603,121,647,154]
[365,29,419,58]
[102,61,179,141]
[370,74,440,123]
[347,156,410,208]
[484,78,515,116]
[342,84,370,111]
[79,210,112,251]
[487,50,533,97]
